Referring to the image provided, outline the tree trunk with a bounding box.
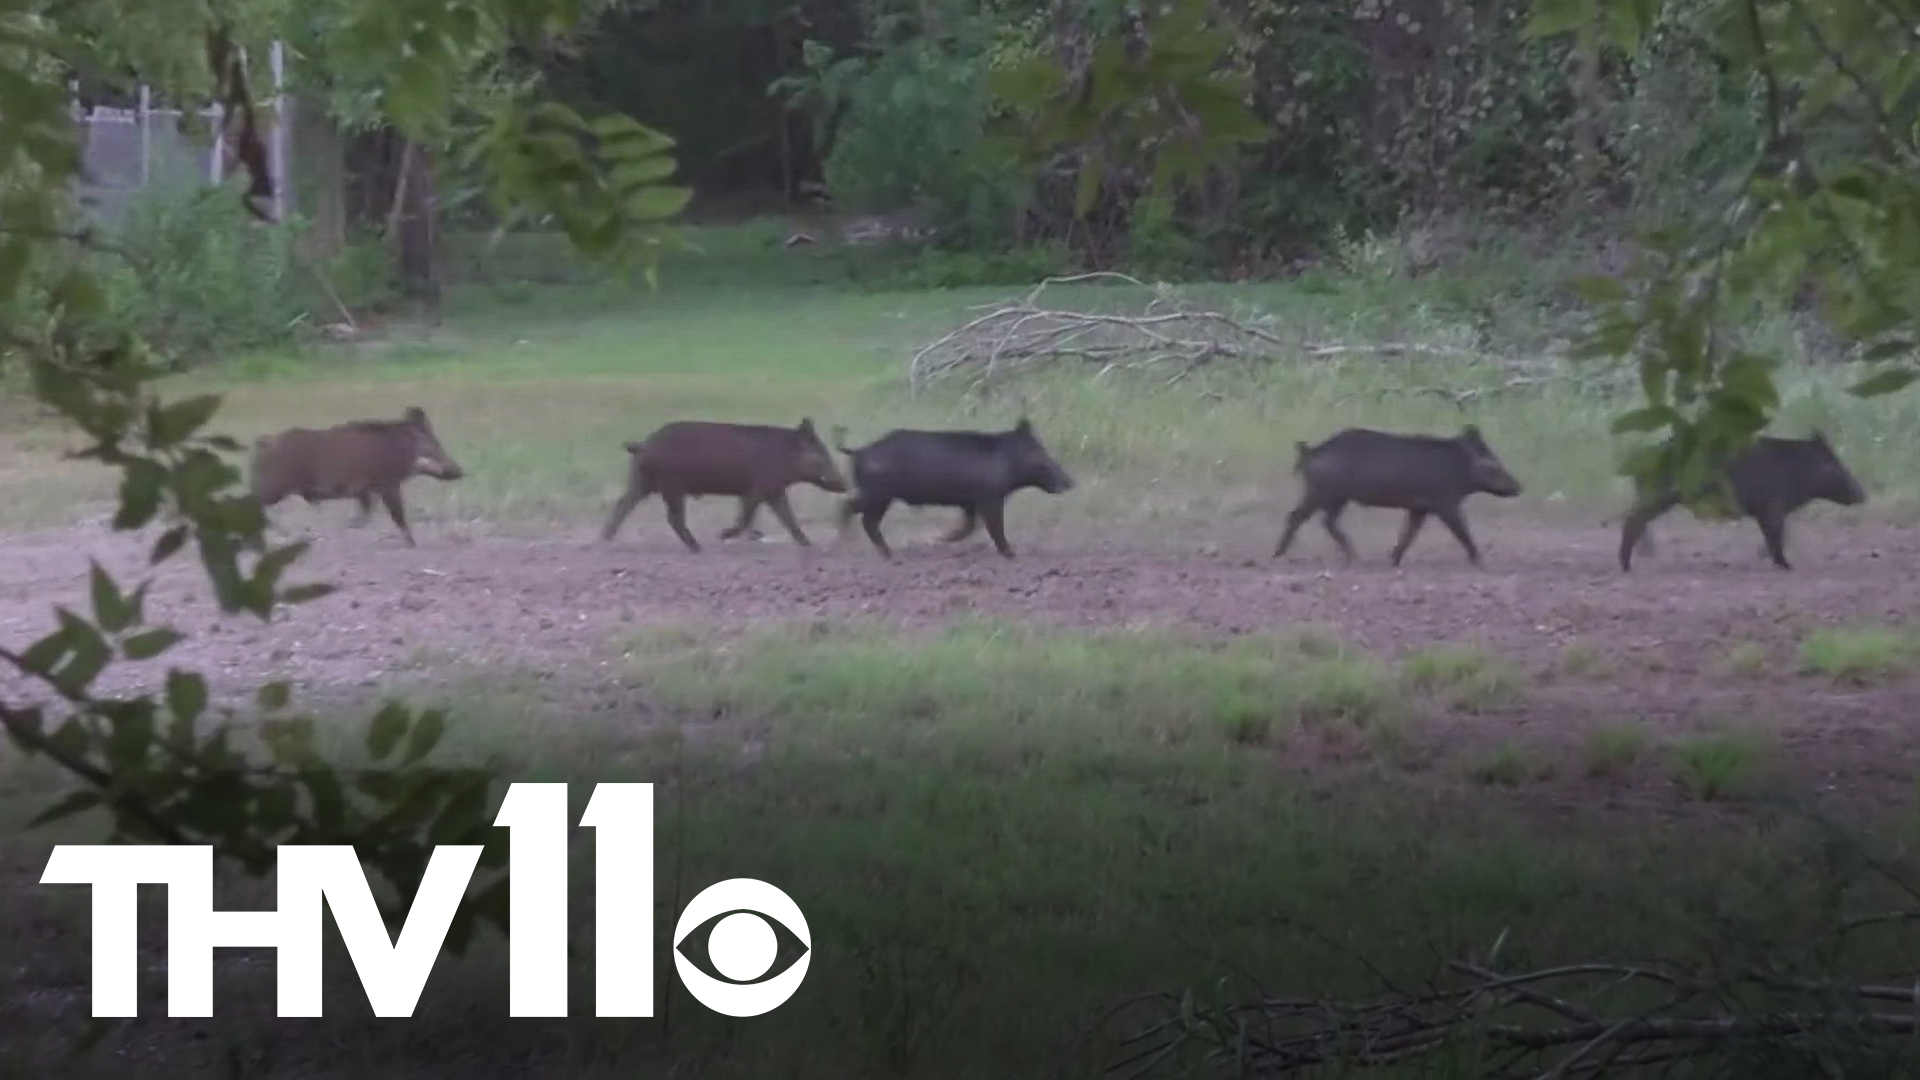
[298,94,348,258]
[386,134,442,320]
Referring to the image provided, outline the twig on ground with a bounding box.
[1109,955,1920,1077]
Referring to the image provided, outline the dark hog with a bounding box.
[1274,424,1524,567]
[1618,431,1866,572]
[834,418,1075,559]
[250,405,466,547]
[600,418,848,552]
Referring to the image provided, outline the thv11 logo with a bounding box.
[39,782,811,1019]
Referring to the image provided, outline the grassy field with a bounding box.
[6,220,1920,535]
[2,221,1919,1078]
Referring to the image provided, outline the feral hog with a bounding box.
[835,418,1075,559]
[1618,432,1866,571]
[1274,425,1524,567]
[600,418,848,552]
[250,406,465,547]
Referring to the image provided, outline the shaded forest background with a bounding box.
[57,0,1817,365]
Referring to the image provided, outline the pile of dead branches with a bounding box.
[905,272,1625,403]
[1104,951,1920,1078]
[908,272,1306,392]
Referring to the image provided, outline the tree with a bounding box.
[987,0,1917,507]
[0,0,692,974]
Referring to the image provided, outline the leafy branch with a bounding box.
[1528,0,1920,511]
[0,0,694,978]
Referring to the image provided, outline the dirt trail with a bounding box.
[0,512,1914,810]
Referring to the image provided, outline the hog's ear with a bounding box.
[404,406,428,425]
[1460,424,1482,441]
[1014,416,1032,434]
[797,417,815,434]
[1812,428,1830,447]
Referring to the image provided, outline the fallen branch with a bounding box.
[905,275,1588,396]
[1107,953,1920,1078]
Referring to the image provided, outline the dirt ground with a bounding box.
[1,506,1917,821]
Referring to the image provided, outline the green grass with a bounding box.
[1464,741,1546,786]
[1556,640,1607,678]
[634,618,1403,759]
[4,618,1912,1077]
[2,221,1913,537]
[1670,728,1777,800]
[1721,640,1772,678]
[4,222,1919,1077]
[1583,721,1653,778]
[1399,644,1526,710]
[1798,624,1920,686]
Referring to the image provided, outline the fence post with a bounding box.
[138,85,152,188]
[208,99,225,185]
[271,39,290,222]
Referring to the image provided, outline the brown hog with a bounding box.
[250,406,466,548]
[600,418,848,552]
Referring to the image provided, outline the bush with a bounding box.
[40,184,399,370]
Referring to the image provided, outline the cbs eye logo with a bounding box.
[671,878,812,1016]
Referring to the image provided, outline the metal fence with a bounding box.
[71,42,291,229]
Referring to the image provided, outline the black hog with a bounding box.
[1618,431,1866,571]
[600,418,848,552]
[834,418,1075,559]
[1274,424,1524,567]
[250,405,465,547]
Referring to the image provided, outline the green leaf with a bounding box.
[1611,405,1679,434]
[301,768,348,836]
[151,525,190,565]
[623,185,692,222]
[609,156,678,189]
[166,669,208,725]
[18,625,74,674]
[254,782,298,834]
[279,582,337,605]
[366,702,410,762]
[1861,338,1916,362]
[1719,353,1779,411]
[103,701,157,770]
[431,778,493,844]
[121,627,183,661]
[1846,367,1920,397]
[28,790,104,828]
[113,459,168,531]
[258,680,291,713]
[88,562,134,634]
[51,609,111,693]
[402,708,448,765]
[148,394,222,450]
[262,717,317,766]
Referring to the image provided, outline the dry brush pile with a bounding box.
[905,273,1628,406]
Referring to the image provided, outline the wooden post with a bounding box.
[270,40,289,222]
[138,85,151,187]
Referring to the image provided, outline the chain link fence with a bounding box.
[72,44,292,230]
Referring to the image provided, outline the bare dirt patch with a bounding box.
[0,509,1914,817]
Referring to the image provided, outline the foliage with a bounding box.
[13,186,395,371]
[984,0,1268,222]
[771,8,1032,247]
[0,0,695,984]
[1531,0,1920,508]
[0,334,513,941]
